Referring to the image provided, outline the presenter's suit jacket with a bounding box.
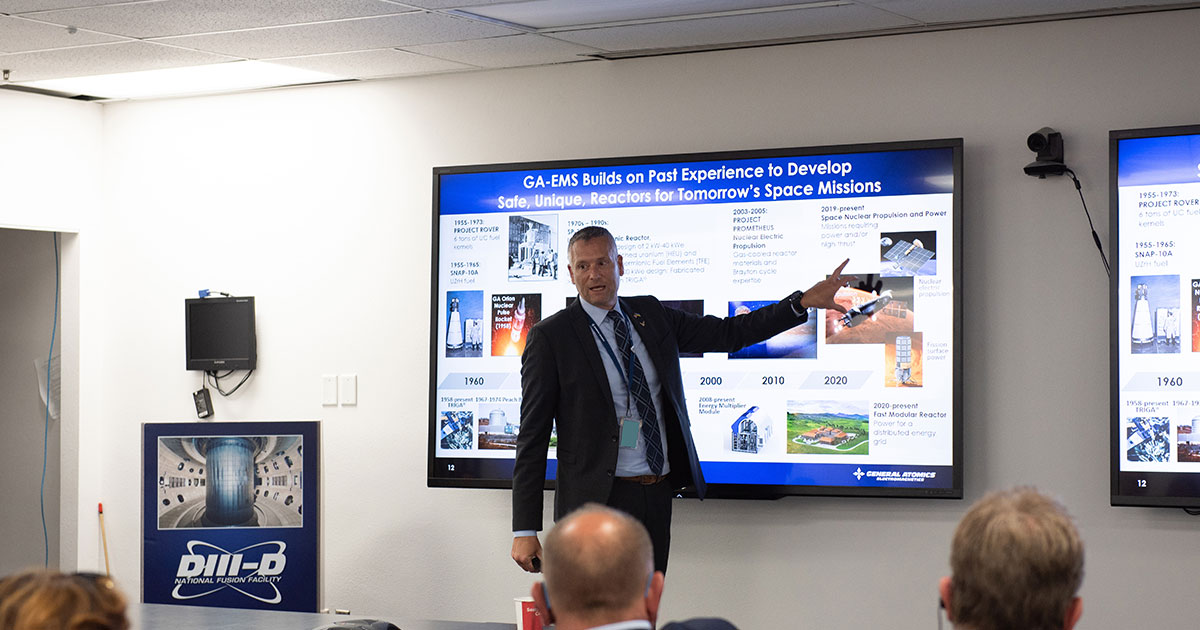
[513,294,805,532]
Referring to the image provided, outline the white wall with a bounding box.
[49,8,1200,629]
[0,90,98,233]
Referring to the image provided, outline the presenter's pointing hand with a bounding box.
[512,535,543,573]
[800,258,856,314]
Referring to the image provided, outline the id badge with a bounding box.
[619,417,641,449]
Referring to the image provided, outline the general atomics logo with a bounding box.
[853,468,865,480]
[173,540,288,604]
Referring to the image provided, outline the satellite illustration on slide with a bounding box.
[879,230,937,276]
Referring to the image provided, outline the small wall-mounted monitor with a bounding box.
[185,297,257,371]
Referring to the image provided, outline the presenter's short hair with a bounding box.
[567,226,616,256]
[0,570,129,630]
[542,503,653,618]
[949,487,1083,630]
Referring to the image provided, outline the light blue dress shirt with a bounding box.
[578,297,671,478]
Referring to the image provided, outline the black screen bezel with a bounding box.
[185,296,257,372]
[1109,123,1200,508]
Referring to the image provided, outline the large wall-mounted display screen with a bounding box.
[1111,124,1200,507]
[430,139,962,499]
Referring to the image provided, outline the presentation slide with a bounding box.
[1112,126,1200,505]
[429,140,962,498]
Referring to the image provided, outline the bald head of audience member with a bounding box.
[0,569,129,630]
[532,504,664,630]
[940,487,1084,630]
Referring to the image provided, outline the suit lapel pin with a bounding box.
[633,313,646,327]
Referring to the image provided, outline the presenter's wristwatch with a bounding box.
[786,290,805,316]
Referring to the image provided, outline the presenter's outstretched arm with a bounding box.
[512,534,543,573]
[800,258,856,313]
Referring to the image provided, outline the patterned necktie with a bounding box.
[607,309,664,474]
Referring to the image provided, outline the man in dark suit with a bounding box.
[530,503,737,630]
[512,225,852,573]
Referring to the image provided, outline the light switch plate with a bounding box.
[339,374,357,406]
[321,375,338,406]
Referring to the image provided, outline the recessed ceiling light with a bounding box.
[14,61,343,101]
[455,0,849,32]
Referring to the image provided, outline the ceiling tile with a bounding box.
[550,4,917,52]
[154,12,520,59]
[0,15,122,53]
[28,0,413,39]
[404,33,600,68]
[0,40,235,82]
[270,48,473,78]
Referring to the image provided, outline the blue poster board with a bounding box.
[142,421,319,612]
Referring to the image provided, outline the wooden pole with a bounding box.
[98,503,111,576]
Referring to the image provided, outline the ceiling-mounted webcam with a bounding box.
[1024,127,1067,178]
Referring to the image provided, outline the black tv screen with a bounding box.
[185,297,257,371]
[429,138,963,499]
[1110,124,1200,507]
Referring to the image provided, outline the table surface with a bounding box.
[133,603,516,630]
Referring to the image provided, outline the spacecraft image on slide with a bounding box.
[491,293,540,356]
[157,435,304,529]
[841,290,894,328]
[825,276,915,345]
[885,332,923,387]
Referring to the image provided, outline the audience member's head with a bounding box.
[0,570,129,630]
[940,487,1084,630]
[533,503,664,630]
